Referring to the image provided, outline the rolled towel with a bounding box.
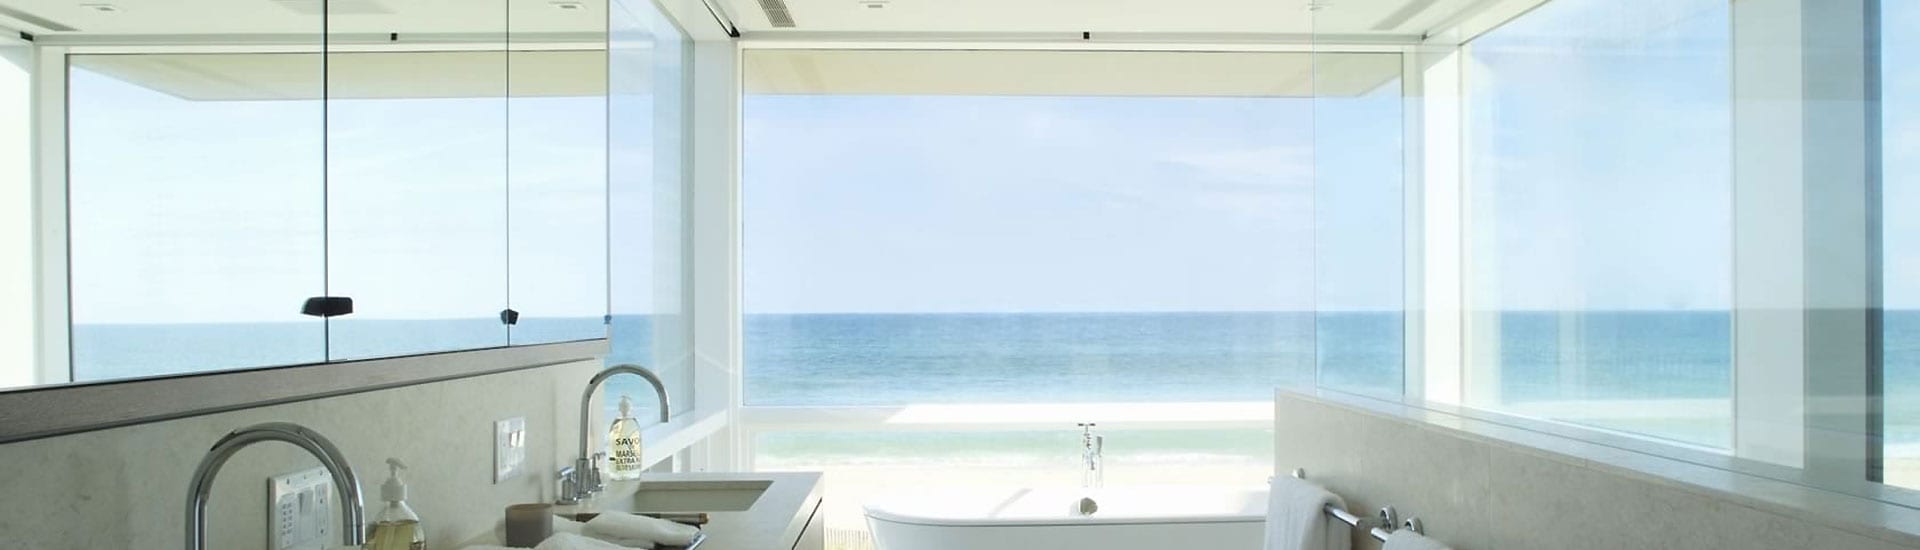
[585,512,700,546]
[1382,530,1451,550]
[1265,475,1351,550]
[535,532,637,550]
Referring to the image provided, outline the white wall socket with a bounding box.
[268,467,332,550]
[496,416,528,483]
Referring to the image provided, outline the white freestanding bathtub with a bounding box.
[865,485,1268,550]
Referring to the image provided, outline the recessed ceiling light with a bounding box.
[550,1,586,10]
[80,3,119,12]
[858,0,889,9]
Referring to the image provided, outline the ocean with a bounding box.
[64,310,1920,457]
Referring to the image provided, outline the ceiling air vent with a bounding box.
[756,0,795,28]
[270,0,393,16]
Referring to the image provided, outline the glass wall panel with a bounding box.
[67,51,326,380]
[507,1,610,345]
[1462,0,1733,448]
[743,50,1319,407]
[1884,0,1920,489]
[324,7,510,361]
[607,0,691,423]
[1312,53,1406,399]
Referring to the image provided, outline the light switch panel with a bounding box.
[496,416,527,483]
[269,467,332,550]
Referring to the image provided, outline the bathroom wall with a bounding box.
[1274,391,1920,550]
[0,359,601,549]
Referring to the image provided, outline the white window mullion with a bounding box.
[31,45,67,388]
[1417,44,1464,406]
[1730,0,1809,469]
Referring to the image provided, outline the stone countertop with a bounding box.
[556,471,824,550]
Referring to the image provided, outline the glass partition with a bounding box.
[1311,52,1407,399]
[1884,0,1919,489]
[1459,0,1734,449]
[507,0,611,346]
[606,0,692,423]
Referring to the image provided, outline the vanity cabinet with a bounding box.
[793,500,825,550]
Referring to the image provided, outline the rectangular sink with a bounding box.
[628,479,772,512]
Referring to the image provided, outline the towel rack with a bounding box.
[1289,469,1423,543]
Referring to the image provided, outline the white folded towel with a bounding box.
[585,513,700,546]
[458,546,520,550]
[554,516,588,535]
[535,532,638,550]
[1382,530,1451,550]
[1265,475,1351,550]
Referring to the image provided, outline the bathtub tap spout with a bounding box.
[1078,423,1103,489]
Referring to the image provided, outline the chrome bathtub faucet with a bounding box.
[1078,423,1103,490]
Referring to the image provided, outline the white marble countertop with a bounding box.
[556,471,824,550]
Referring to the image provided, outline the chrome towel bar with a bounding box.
[1289,468,1424,543]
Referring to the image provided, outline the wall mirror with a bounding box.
[0,0,610,398]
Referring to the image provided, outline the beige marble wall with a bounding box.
[0,359,601,549]
[1274,392,1920,550]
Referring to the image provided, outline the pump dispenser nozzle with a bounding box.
[381,458,408,503]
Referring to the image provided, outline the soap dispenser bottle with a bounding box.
[367,458,426,550]
[606,395,644,481]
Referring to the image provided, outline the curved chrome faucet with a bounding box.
[186,422,365,550]
[560,363,670,504]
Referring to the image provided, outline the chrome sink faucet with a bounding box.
[186,422,365,550]
[559,363,671,505]
[1079,423,1103,490]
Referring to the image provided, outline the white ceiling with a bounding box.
[74,50,605,100]
[0,0,606,36]
[719,0,1499,38]
[745,49,1401,98]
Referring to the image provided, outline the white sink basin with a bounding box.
[628,479,772,512]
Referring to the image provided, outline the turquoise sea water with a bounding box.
[65,311,1920,451]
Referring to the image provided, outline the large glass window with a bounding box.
[743,50,1333,407]
[1462,0,1733,449]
